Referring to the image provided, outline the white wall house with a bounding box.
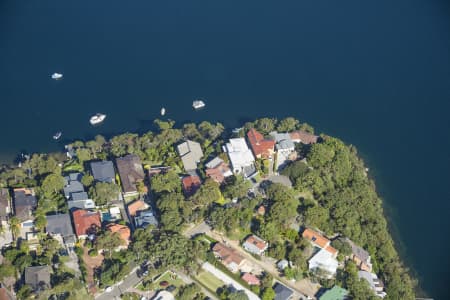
[308,248,339,278]
[223,138,255,176]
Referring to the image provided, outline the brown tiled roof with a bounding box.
[182,175,201,196]
[127,200,149,217]
[116,154,145,194]
[289,131,319,144]
[72,209,101,237]
[212,243,245,266]
[106,223,130,244]
[302,228,330,249]
[205,162,231,184]
[241,273,260,285]
[247,128,275,158]
[244,235,268,250]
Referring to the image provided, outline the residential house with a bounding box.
[273,282,294,300]
[223,138,256,177]
[63,173,84,199]
[308,248,339,278]
[345,238,372,272]
[177,140,203,172]
[116,154,145,196]
[134,210,158,228]
[0,188,11,227]
[277,259,289,271]
[127,199,149,217]
[205,157,233,184]
[182,175,201,197]
[147,166,171,178]
[24,265,51,292]
[270,132,297,170]
[90,161,116,183]
[318,286,349,300]
[358,271,387,298]
[67,192,95,210]
[212,243,246,273]
[289,130,319,144]
[241,273,260,286]
[153,290,175,300]
[0,285,13,300]
[243,235,268,255]
[26,231,40,251]
[45,214,76,248]
[13,188,37,228]
[106,206,122,221]
[106,223,130,248]
[302,228,338,257]
[247,128,275,159]
[71,209,101,239]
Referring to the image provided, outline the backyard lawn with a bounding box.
[195,270,225,293]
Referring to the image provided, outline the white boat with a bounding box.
[51,73,63,80]
[161,107,166,116]
[90,113,106,125]
[53,131,62,140]
[193,100,205,110]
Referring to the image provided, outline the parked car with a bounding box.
[166,285,176,292]
[105,286,113,292]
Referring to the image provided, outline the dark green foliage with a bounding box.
[222,175,252,200]
[89,181,120,206]
[151,170,181,194]
[156,192,191,231]
[177,283,203,300]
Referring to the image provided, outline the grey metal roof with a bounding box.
[0,188,10,219]
[13,190,37,222]
[205,156,224,169]
[46,213,74,237]
[345,238,370,263]
[273,282,293,300]
[67,199,95,210]
[24,265,51,290]
[71,192,89,201]
[63,173,85,198]
[90,161,115,183]
[177,140,203,172]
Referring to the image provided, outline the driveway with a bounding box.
[183,221,211,238]
[202,262,260,300]
[95,266,140,300]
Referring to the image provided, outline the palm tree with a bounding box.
[9,216,21,241]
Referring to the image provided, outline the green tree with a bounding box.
[177,283,202,300]
[97,231,124,258]
[9,216,21,241]
[151,170,181,194]
[261,287,275,300]
[276,117,299,132]
[254,118,277,135]
[89,182,120,206]
[223,175,251,200]
[81,174,94,188]
[191,179,222,207]
[41,173,64,196]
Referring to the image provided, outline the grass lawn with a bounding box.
[149,271,184,291]
[195,270,225,293]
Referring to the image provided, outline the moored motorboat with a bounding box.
[193,100,205,109]
[161,107,166,116]
[51,73,63,80]
[53,131,62,140]
[90,113,106,125]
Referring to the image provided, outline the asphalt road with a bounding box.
[95,266,140,300]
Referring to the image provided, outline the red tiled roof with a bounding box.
[289,131,318,144]
[106,223,130,244]
[244,235,268,250]
[205,162,231,184]
[72,209,101,237]
[182,175,201,196]
[213,243,245,266]
[241,273,261,286]
[247,128,275,158]
[302,228,338,255]
[127,200,148,217]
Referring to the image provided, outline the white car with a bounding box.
[105,286,113,292]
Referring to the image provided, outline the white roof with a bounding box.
[109,207,121,215]
[308,248,338,275]
[224,138,255,171]
[152,290,175,300]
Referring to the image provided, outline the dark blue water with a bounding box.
[1,0,450,297]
